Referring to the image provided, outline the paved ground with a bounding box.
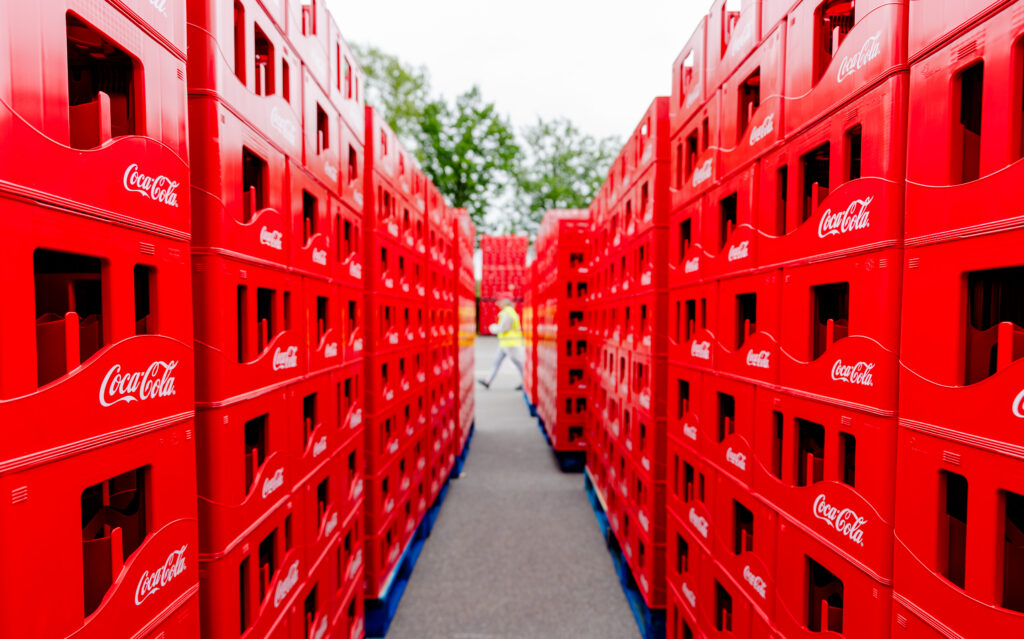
[385,337,638,639]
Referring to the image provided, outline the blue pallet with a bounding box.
[583,471,666,639]
[366,425,473,637]
[537,417,587,473]
[523,390,537,416]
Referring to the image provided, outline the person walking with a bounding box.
[479,293,525,390]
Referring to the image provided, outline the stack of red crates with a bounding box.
[186,0,366,636]
[0,1,200,637]
[893,3,1024,637]
[478,234,528,334]
[586,96,673,615]
[523,261,539,409]
[425,182,458,508]
[662,0,907,636]
[534,210,593,453]
[361,106,432,602]
[455,209,478,454]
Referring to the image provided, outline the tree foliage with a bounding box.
[511,117,620,232]
[354,45,616,234]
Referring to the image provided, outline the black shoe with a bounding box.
[515,384,523,391]
[477,379,490,389]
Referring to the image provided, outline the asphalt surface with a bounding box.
[384,337,638,639]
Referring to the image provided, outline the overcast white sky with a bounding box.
[327,0,706,142]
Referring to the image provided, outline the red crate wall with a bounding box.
[0,1,200,636]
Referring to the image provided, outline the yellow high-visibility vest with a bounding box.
[497,306,524,348]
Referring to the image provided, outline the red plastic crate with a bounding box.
[667,364,704,452]
[339,286,364,363]
[287,373,344,484]
[899,229,1024,448]
[714,270,782,385]
[363,504,407,598]
[668,197,707,287]
[905,4,1024,243]
[691,547,771,639]
[0,1,188,236]
[289,163,333,279]
[668,283,719,370]
[707,0,763,92]
[666,579,703,639]
[0,421,198,639]
[301,69,342,194]
[192,254,303,405]
[702,375,758,487]
[302,278,343,374]
[292,538,338,639]
[668,92,722,210]
[336,568,365,639]
[0,202,193,464]
[185,0,303,158]
[718,21,786,177]
[667,432,719,554]
[198,498,303,639]
[196,388,292,555]
[363,408,402,472]
[908,0,1010,61]
[288,0,330,90]
[892,426,1024,637]
[783,0,907,136]
[622,501,667,608]
[188,97,290,267]
[327,18,366,146]
[775,517,892,638]
[759,73,907,267]
[710,473,778,619]
[666,500,706,605]
[671,16,709,137]
[753,389,897,581]
[703,162,759,279]
[778,248,902,414]
[294,450,348,581]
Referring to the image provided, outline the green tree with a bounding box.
[512,117,620,232]
[352,44,430,143]
[415,87,520,228]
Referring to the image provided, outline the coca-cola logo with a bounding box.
[273,561,300,608]
[350,549,363,578]
[324,163,338,182]
[312,436,327,458]
[99,361,178,407]
[748,113,774,146]
[134,545,188,605]
[272,346,298,371]
[640,575,649,593]
[684,256,700,274]
[746,350,770,369]
[350,409,362,428]
[690,340,711,360]
[312,616,328,639]
[262,468,285,498]
[726,447,747,471]
[312,248,327,265]
[813,494,867,546]
[351,618,363,639]
[727,241,749,262]
[639,510,650,532]
[688,507,709,538]
[683,423,698,440]
[831,360,875,387]
[324,511,338,536]
[682,582,696,608]
[324,342,338,358]
[260,227,283,250]
[350,262,362,278]
[148,0,168,16]
[1014,389,1024,419]
[743,565,767,599]
[837,31,882,83]
[818,196,872,238]
[269,107,299,145]
[691,159,713,187]
[123,164,179,208]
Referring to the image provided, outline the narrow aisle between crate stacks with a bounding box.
[381,337,637,639]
